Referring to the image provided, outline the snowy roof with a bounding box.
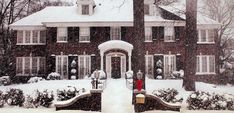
[10,0,220,28]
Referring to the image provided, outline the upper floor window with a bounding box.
[144,4,150,15]
[196,55,215,74]
[110,27,121,40]
[198,29,215,43]
[17,30,46,45]
[79,27,90,42]
[57,27,67,42]
[164,26,175,42]
[145,27,152,42]
[82,5,89,15]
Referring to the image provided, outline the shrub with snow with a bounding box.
[47,72,61,80]
[27,77,44,83]
[0,91,5,108]
[0,76,11,86]
[5,88,25,106]
[152,88,183,103]
[34,90,54,108]
[23,95,36,108]
[187,91,234,110]
[57,86,85,101]
[91,70,106,80]
[125,70,133,79]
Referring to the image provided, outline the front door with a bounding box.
[111,57,121,79]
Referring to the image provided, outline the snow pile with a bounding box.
[47,72,61,80]
[27,77,44,83]
[152,88,183,104]
[187,91,234,110]
[57,86,85,101]
[0,76,11,86]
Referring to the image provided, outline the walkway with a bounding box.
[102,79,134,113]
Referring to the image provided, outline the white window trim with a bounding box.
[79,27,90,43]
[16,57,45,76]
[78,55,91,78]
[110,27,121,40]
[164,26,175,42]
[16,30,46,45]
[196,55,216,75]
[57,27,68,43]
[145,55,154,76]
[198,29,215,44]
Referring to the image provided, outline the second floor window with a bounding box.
[164,26,175,42]
[57,27,67,42]
[144,4,150,15]
[17,30,46,45]
[198,29,215,43]
[145,27,152,42]
[110,27,121,40]
[79,27,90,42]
[82,5,89,15]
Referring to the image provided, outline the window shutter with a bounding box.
[176,55,183,71]
[154,55,164,79]
[47,55,56,74]
[158,27,164,40]
[152,27,158,40]
[175,27,184,41]
[105,27,111,41]
[91,55,96,73]
[90,27,97,42]
[47,27,57,43]
[68,27,74,42]
[121,27,127,41]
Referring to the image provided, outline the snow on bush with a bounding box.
[0,76,11,86]
[27,77,44,83]
[47,72,61,80]
[5,89,25,106]
[33,90,54,108]
[0,91,5,108]
[57,86,85,101]
[24,95,36,108]
[126,70,133,79]
[152,88,183,104]
[91,70,106,80]
[187,91,234,110]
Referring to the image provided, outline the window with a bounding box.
[57,27,67,42]
[82,5,89,15]
[196,55,215,74]
[164,55,176,78]
[110,27,121,40]
[144,4,150,15]
[198,29,215,43]
[145,27,152,42]
[164,26,175,42]
[145,55,154,78]
[16,57,46,76]
[78,55,91,79]
[79,27,90,42]
[56,56,68,79]
[17,30,46,45]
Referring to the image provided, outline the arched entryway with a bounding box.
[98,40,133,78]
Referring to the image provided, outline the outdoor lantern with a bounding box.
[136,94,145,104]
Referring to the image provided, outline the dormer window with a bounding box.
[144,4,150,15]
[82,5,89,15]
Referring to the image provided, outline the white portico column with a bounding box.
[128,52,132,71]
[100,52,104,70]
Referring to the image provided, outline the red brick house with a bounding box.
[10,0,220,83]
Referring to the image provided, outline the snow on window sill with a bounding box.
[197,42,215,44]
[144,41,152,43]
[79,41,90,43]
[57,41,68,43]
[164,40,175,43]
[16,43,46,45]
[196,72,216,75]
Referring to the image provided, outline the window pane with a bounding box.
[82,5,89,15]
[24,57,31,74]
[57,28,67,42]
[144,4,149,15]
[40,31,46,43]
[145,27,152,41]
[57,57,62,75]
[164,27,175,41]
[17,31,23,43]
[85,56,90,76]
[202,56,208,73]
[32,31,38,43]
[79,57,85,78]
[32,57,38,74]
[39,57,46,74]
[196,56,200,73]
[63,57,68,78]
[79,27,90,42]
[25,31,31,43]
[16,58,23,74]
[208,30,215,42]
[209,56,215,73]
[200,30,206,42]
